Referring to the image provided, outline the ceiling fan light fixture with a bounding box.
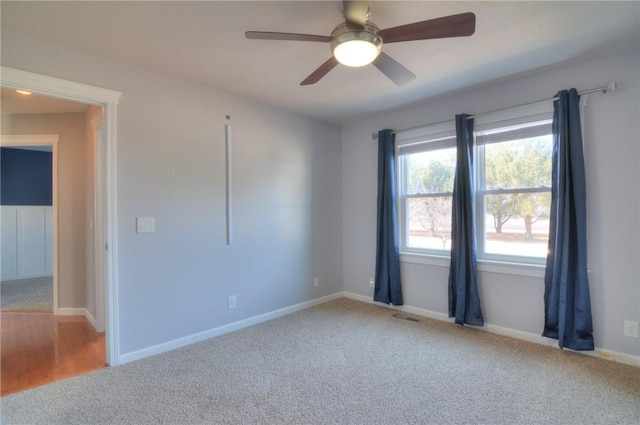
[333,39,380,67]
[330,23,382,67]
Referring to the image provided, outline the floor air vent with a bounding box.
[392,313,420,323]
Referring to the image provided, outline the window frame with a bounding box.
[474,118,553,265]
[397,128,457,256]
[396,111,554,268]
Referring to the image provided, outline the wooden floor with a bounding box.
[1,312,106,396]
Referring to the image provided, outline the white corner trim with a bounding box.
[85,309,99,332]
[119,292,345,365]
[342,292,639,367]
[1,66,121,105]
[89,108,104,129]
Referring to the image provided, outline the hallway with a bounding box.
[1,312,106,396]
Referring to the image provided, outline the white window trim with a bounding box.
[399,252,546,278]
[396,108,554,276]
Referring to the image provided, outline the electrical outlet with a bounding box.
[313,277,319,287]
[623,320,638,338]
[369,277,374,288]
[228,295,237,310]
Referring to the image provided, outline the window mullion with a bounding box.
[406,193,453,199]
[475,140,486,256]
[483,187,551,195]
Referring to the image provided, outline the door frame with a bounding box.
[90,111,106,333]
[1,66,122,366]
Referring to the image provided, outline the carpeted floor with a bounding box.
[1,298,639,424]
[0,277,53,312]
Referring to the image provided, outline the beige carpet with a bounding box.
[0,276,53,312]
[1,298,639,424]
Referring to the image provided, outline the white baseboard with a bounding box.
[84,310,99,331]
[482,321,640,367]
[344,291,451,321]
[343,291,640,368]
[116,291,639,368]
[118,292,345,365]
[56,307,99,332]
[56,307,86,316]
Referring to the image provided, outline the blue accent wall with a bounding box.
[1,147,52,206]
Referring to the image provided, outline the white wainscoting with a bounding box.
[1,205,53,281]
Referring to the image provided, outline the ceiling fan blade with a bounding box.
[380,12,476,43]
[300,57,339,86]
[245,31,331,43]
[343,1,368,28]
[372,52,416,86]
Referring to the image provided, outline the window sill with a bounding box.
[399,252,546,278]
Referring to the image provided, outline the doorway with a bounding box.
[0,114,108,395]
[0,131,107,395]
[1,136,58,313]
[1,66,121,367]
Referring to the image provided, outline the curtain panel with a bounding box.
[374,129,403,305]
[448,115,484,326]
[543,89,594,350]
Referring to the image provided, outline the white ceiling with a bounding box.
[1,1,639,124]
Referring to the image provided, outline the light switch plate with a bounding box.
[624,320,639,338]
[136,217,155,233]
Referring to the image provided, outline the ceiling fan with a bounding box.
[245,1,476,86]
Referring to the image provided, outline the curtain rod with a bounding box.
[371,82,617,140]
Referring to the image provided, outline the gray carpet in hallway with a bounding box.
[1,276,53,312]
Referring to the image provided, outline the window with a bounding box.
[398,116,553,265]
[476,119,553,262]
[398,134,457,253]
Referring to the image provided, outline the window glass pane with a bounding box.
[485,136,552,190]
[405,148,456,194]
[483,192,551,258]
[407,196,452,251]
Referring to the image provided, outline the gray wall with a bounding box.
[342,48,640,358]
[2,30,343,356]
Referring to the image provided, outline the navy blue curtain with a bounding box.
[543,89,594,350]
[448,115,484,326]
[374,129,403,305]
